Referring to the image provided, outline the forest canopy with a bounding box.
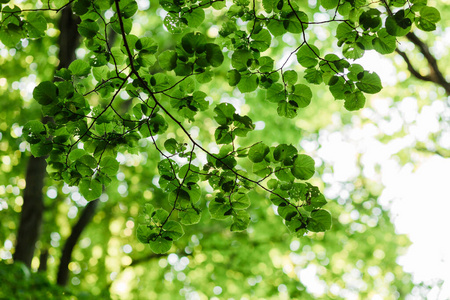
[0,0,447,298]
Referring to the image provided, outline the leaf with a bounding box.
[99,156,120,176]
[386,10,412,36]
[23,120,46,144]
[238,74,258,93]
[69,60,91,77]
[117,0,138,18]
[149,237,173,254]
[273,144,297,162]
[296,45,320,68]
[209,197,232,220]
[283,70,297,85]
[266,83,286,103]
[78,19,99,38]
[248,143,270,163]
[356,71,382,94]
[289,84,312,108]
[185,7,205,28]
[277,101,298,118]
[33,81,57,105]
[30,141,53,157]
[307,210,332,232]
[158,50,177,71]
[250,29,271,52]
[304,69,323,84]
[344,91,366,111]
[416,6,440,31]
[205,43,224,67]
[321,0,339,9]
[291,154,315,180]
[68,149,87,161]
[181,32,206,54]
[162,220,184,241]
[231,49,252,71]
[227,69,241,86]
[230,210,250,231]
[24,13,47,38]
[372,29,396,54]
[179,208,201,225]
[79,178,102,201]
[214,103,235,126]
[164,138,178,154]
[231,192,250,210]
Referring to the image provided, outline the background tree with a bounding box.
[0,0,446,298]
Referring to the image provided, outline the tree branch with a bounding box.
[57,199,99,286]
[397,32,450,95]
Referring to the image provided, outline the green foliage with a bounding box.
[4,0,439,257]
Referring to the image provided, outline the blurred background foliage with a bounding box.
[0,0,449,299]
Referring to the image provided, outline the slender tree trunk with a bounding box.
[13,6,80,268]
[13,156,47,267]
[57,199,99,286]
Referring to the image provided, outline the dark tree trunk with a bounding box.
[13,156,47,267]
[13,6,80,268]
[57,199,99,286]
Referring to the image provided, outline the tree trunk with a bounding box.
[57,199,99,286]
[13,156,47,267]
[13,5,80,269]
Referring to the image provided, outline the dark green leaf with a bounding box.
[33,81,57,106]
[291,154,315,180]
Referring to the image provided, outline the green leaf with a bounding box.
[344,91,366,111]
[356,71,382,94]
[304,69,323,84]
[79,178,102,201]
[33,81,57,105]
[307,210,332,232]
[185,7,205,28]
[227,69,241,86]
[23,120,46,144]
[248,143,270,163]
[179,208,201,225]
[289,84,312,108]
[297,45,320,68]
[99,156,120,176]
[181,32,206,54]
[372,29,396,54]
[68,149,87,161]
[238,74,259,93]
[214,103,236,126]
[284,11,308,33]
[291,154,315,180]
[231,49,252,71]
[209,197,232,220]
[273,144,297,162]
[231,192,250,210]
[162,220,184,241]
[283,70,297,86]
[250,29,271,52]
[230,210,250,231]
[386,10,412,36]
[164,138,178,154]
[416,6,440,31]
[30,141,53,157]
[266,83,286,103]
[0,23,23,47]
[321,0,339,9]
[277,101,298,118]
[205,43,224,67]
[117,0,138,18]
[149,237,173,254]
[69,60,91,77]
[24,13,47,38]
[78,19,99,38]
[136,225,156,243]
[158,50,177,71]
